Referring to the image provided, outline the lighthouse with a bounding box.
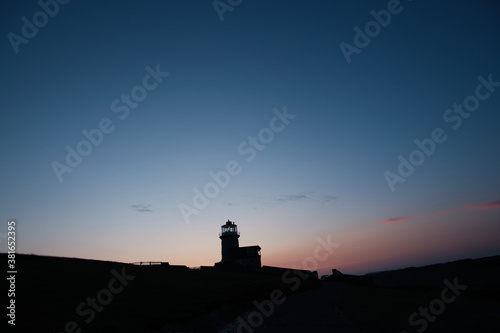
[219,220,240,262]
[216,219,261,269]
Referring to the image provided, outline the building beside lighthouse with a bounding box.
[215,220,261,269]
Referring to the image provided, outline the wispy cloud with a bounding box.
[465,200,500,210]
[437,199,500,215]
[275,192,338,206]
[377,199,500,226]
[375,215,421,225]
[322,195,338,206]
[276,193,312,202]
[232,192,338,208]
[131,204,154,213]
[436,208,457,215]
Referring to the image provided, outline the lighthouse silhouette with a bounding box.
[217,219,261,269]
[220,220,240,262]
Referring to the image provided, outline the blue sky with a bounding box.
[1,0,499,275]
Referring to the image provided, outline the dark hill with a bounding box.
[3,253,318,333]
[4,253,500,332]
[338,255,500,333]
[367,255,500,291]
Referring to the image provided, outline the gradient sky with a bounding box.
[1,0,499,276]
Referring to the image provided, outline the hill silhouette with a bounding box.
[4,253,319,332]
[338,255,500,333]
[3,253,499,332]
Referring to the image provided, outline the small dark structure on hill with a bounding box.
[261,265,318,280]
[215,220,261,270]
[325,268,374,285]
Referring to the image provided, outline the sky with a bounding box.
[1,0,499,276]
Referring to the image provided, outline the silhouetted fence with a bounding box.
[130,261,168,266]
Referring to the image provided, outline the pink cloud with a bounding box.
[375,215,421,225]
[375,199,499,226]
[436,208,459,215]
[437,200,500,215]
[465,200,500,211]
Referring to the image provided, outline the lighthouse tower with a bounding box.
[219,220,240,262]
